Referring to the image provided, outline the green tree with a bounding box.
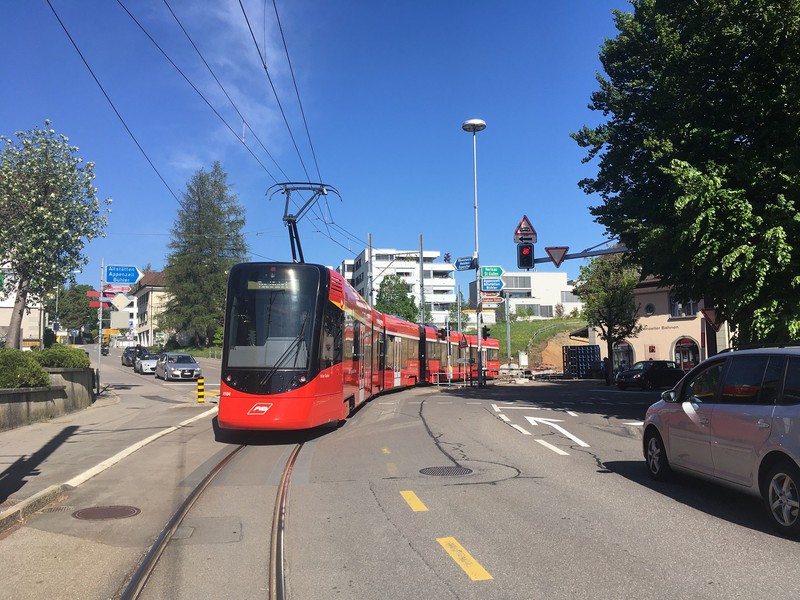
[0,122,110,348]
[573,253,642,363]
[160,162,248,347]
[572,0,800,345]
[43,284,96,335]
[375,274,418,322]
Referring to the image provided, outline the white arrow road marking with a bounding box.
[535,439,570,455]
[525,416,590,447]
[492,403,579,416]
[623,421,644,426]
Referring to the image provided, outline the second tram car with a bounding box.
[218,262,500,431]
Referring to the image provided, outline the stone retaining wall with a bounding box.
[0,368,95,432]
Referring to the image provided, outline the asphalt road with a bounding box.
[1,363,798,599]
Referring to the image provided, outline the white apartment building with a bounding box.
[339,247,456,325]
[468,269,583,320]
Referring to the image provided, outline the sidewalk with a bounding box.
[0,381,217,534]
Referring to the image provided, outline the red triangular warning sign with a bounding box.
[513,215,537,243]
[545,246,569,268]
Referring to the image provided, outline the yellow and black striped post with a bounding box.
[196,377,205,403]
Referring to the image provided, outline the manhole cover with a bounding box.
[419,466,473,477]
[72,505,141,520]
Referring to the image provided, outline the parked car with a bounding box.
[155,352,202,381]
[616,360,685,390]
[643,346,800,536]
[134,352,161,374]
[101,345,109,356]
[121,347,138,367]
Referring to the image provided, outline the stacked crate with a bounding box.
[562,345,601,379]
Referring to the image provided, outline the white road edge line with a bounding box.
[510,424,531,435]
[499,414,511,422]
[65,407,219,488]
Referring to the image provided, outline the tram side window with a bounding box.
[319,304,343,369]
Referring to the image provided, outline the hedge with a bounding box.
[0,348,50,388]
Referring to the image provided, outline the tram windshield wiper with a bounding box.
[260,313,309,386]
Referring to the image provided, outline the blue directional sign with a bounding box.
[106,264,143,285]
[454,256,475,271]
[481,277,505,292]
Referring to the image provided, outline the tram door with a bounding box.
[393,337,402,387]
[354,322,369,404]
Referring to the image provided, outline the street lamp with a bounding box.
[462,118,486,386]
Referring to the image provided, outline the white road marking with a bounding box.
[525,416,590,447]
[623,421,644,426]
[499,414,511,422]
[535,439,570,455]
[510,424,531,435]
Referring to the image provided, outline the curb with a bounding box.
[0,484,72,534]
[0,406,218,536]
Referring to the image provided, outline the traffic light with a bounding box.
[517,243,534,269]
[481,325,490,340]
[437,328,446,340]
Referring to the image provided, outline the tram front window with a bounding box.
[226,266,319,369]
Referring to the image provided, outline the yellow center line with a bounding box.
[400,490,428,512]
[386,463,399,477]
[437,537,493,581]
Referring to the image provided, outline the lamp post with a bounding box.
[462,118,486,385]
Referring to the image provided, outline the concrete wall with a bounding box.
[0,368,94,432]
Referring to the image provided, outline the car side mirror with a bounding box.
[661,389,677,403]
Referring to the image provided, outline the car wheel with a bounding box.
[764,461,800,537]
[644,429,671,481]
[644,378,655,390]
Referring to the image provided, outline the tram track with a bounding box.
[117,442,304,600]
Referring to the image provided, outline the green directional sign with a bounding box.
[481,265,504,277]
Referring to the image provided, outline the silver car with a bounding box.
[155,353,202,381]
[134,352,160,374]
[643,346,800,536]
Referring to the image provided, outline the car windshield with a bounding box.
[629,362,647,371]
[169,355,195,364]
[142,353,159,360]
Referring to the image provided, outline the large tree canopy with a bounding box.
[0,122,110,348]
[573,0,800,344]
[160,162,248,348]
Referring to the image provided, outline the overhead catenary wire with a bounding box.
[115,0,280,183]
[44,0,184,209]
[161,0,292,182]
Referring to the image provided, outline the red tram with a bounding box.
[218,262,500,431]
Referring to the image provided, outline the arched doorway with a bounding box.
[613,341,634,373]
[674,337,699,371]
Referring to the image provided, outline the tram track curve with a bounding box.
[117,442,304,600]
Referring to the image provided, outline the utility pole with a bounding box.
[419,234,425,324]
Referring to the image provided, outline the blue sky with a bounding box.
[2,0,629,291]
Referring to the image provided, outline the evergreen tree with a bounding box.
[160,162,248,347]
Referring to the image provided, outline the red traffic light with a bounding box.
[517,243,534,269]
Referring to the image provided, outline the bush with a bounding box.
[32,344,91,368]
[0,348,50,388]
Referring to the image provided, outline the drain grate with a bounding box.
[420,466,473,477]
[41,506,75,513]
[73,505,141,520]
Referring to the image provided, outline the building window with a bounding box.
[670,296,698,318]
[560,290,580,303]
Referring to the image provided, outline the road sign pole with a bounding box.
[97,258,103,397]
